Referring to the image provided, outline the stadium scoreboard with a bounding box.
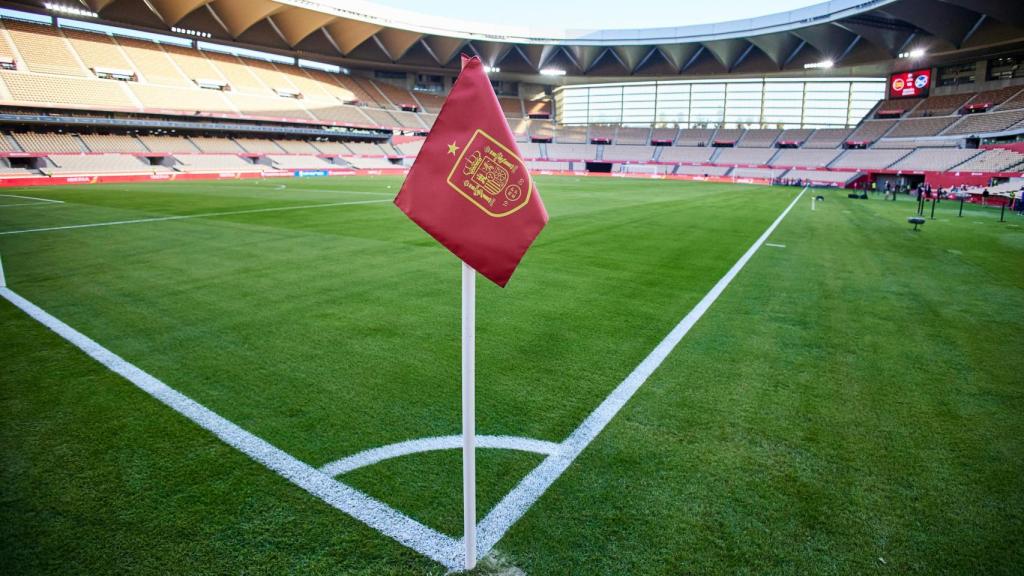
[889,68,932,98]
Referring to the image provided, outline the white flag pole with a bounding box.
[461,260,477,571]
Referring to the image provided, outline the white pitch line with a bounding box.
[474,187,808,560]
[0,285,462,569]
[0,193,64,204]
[320,435,560,477]
[0,198,390,236]
[765,243,786,248]
[0,202,66,208]
[0,254,5,287]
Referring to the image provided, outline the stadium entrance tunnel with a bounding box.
[585,161,612,173]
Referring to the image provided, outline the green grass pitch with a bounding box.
[1,176,1022,575]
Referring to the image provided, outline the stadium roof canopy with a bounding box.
[33,0,1024,80]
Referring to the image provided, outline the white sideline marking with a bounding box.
[0,199,390,236]
[0,254,5,287]
[473,187,808,559]
[0,193,64,204]
[765,243,786,248]
[0,286,462,569]
[320,435,560,477]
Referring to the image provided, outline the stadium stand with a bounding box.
[173,154,262,172]
[79,133,148,153]
[526,100,551,117]
[712,128,744,144]
[395,139,425,156]
[589,125,616,142]
[769,148,842,167]
[61,28,134,73]
[373,80,418,109]
[530,121,555,140]
[736,129,780,147]
[547,143,598,159]
[616,127,650,144]
[674,165,730,176]
[554,125,588,143]
[776,128,814,145]
[138,135,200,153]
[44,153,164,174]
[658,146,715,163]
[876,98,921,117]
[802,128,852,148]
[847,120,896,142]
[970,86,1024,110]
[3,20,85,76]
[499,97,524,118]
[129,83,234,114]
[518,142,542,158]
[730,167,783,178]
[310,141,351,155]
[675,129,715,146]
[784,169,859,185]
[346,142,387,155]
[873,138,958,149]
[266,155,334,170]
[944,109,1024,135]
[831,149,911,169]
[235,138,285,154]
[511,118,531,142]
[910,93,973,117]
[602,145,654,162]
[1,73,136,108]
[344,156,398,169]
[996,90,1024,111]
[413,91,445,113]
[886,116,960,138]
[118,37,191,87]
[714,147,776,165]
[0,5,1019,194]
[950,148,1024,172]
[273,139,320,154]
[889,148,980,171]
[190,136,244,153]
[526,161,572,171]
[650,127,678,143]
[12,132,83,152]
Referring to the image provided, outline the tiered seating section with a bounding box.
[4,126,1020,183]
[0,16,1022,186]
[0,18,531,131]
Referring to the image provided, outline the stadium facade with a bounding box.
[0,0,1020,193]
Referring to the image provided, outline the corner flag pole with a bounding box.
[461,260,477,570]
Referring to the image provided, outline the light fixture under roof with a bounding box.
[171,26,212,39]
[44,3,97,18]
[540,68,566,76]
[804,59,834,69]
[483,66,500,74]
[899,48,926,59]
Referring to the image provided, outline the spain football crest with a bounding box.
[446,129,533,217]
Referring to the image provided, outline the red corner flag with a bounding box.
[394,55,548,287]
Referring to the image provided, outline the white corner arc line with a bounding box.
[0,286,462,570]
[474,187,808,559]
[320,435,560,477]
[0,193,64,204]
[0,199,390,236]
